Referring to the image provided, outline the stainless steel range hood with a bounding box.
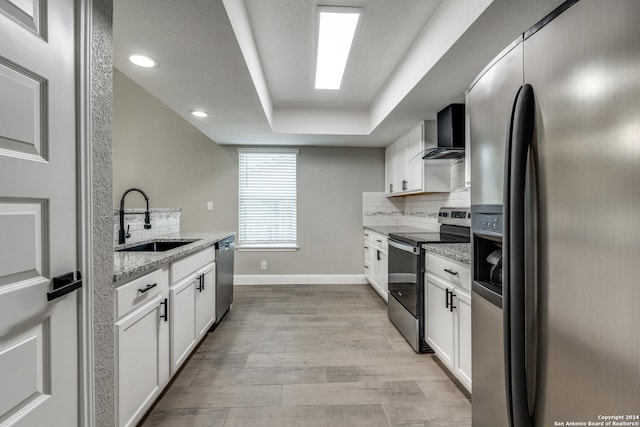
[423,103,465,159]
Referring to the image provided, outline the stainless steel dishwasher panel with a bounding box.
[215,236,234,322]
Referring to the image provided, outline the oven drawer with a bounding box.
[425,252,471,291]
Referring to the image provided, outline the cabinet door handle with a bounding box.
[160,298,168,322]
[377,250,381,261]
[364,246,369,249]
[390,184,394,193]
[138,283,157,294]
[450,292,457,312]
[402,180,408,191]
[376,239,382,243]
[364,265,369,269]
[445,288,450,309]
[200,274,204,291]
[444,268,459,276]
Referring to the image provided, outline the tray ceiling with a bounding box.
[113,0,564,146]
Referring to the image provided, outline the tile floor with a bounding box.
[142,284,471,426]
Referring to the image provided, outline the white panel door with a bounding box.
[169,276,197,374]
[0,0,79,426]
[196,262,216,338]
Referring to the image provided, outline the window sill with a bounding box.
[236,245,299,252]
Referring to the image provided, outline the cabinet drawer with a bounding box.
[369,231,388,251]
[425,252,471,291]
[116,268,168,319]
[171,245,216,283]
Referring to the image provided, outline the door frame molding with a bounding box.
[77,0,94,424]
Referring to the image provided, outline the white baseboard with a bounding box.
[234,274,368,286]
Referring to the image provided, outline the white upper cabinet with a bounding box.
[405,124,424,192]
[385,121,452,196]
[385,145,395,194]
[393,136,407,193]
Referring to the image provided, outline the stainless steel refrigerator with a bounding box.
[469,1,640,426]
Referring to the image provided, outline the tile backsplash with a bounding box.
[114,208,181,244]
[363,160,470,230]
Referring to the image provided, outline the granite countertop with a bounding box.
[113,207,182,214]
[423,243,471,265]
[364,225,438,235]
[114,231,235,283]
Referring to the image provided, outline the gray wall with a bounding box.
[113,69,237,233]
[236,146,383,275]
[113,70,385,276]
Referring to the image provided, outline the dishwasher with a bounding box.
[215,236,234,322]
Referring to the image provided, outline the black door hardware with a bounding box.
[160,298,168,321]
[47,271,82,301]
[138,283,157,294]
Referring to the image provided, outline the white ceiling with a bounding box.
[245,0,442,108]
[113,0,564,147]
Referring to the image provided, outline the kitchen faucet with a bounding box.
[119,188,151,244]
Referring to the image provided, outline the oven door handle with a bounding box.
[388,239,419,255]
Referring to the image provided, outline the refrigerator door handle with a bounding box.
[504,83,536,427]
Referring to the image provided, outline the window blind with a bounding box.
[238,150,297,246]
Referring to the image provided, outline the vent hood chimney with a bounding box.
[423,103,465,160]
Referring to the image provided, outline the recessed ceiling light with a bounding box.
[315,6,361,90]
[191,110,208,118]
[128,54,159,68]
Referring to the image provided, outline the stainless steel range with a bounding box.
[387,207,470,353]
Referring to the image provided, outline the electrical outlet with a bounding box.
[207,201,213,211]
[260,261,267,271]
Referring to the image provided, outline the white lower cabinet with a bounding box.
[169,274,198,374]
[115,245,219,426]
[363,229,388,301]
[425,252,472,392]
[170,248,216,374]
[169,262,216,375]
[455,290,472,387]
[115,268,169,427]
[426,274,455,367]
[196,262,216,338]
[372,249,388,299]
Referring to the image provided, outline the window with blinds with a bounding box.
[238,149,298,248]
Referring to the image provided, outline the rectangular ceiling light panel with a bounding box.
[315,7,361,90]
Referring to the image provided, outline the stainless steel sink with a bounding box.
[116,240,199,252]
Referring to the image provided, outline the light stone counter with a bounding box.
[423,243,471,265]
[364,225,437,235]
[114,231,235,283]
